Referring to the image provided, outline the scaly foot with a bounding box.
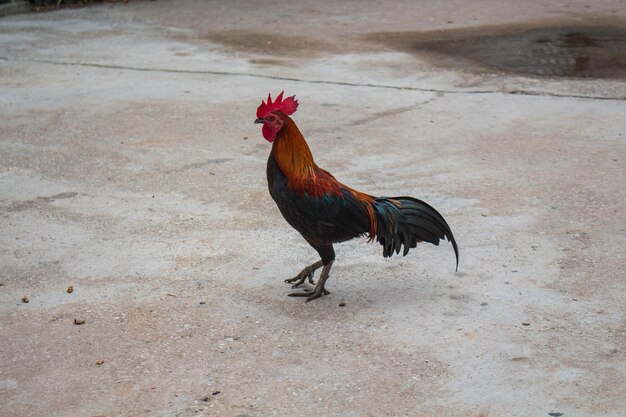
[284,260,323,289]
[284,270,315,288]
[287,260,333,302]
[288,288,331,302]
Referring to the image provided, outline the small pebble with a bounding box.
[66,286,73,294]
[199,301,206,305]
[96,360,104,365]
[21,296,29,303]
[522,322,530,326]
[74,318,85,325]
[338,302,346,307]
[212,391,221,395]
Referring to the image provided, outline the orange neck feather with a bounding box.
[271,115,317,183]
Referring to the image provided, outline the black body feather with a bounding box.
[372,196,459,270]
[267,154,459,269]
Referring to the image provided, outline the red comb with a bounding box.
[256,91,299,118]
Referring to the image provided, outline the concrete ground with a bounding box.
[1,1,625,416]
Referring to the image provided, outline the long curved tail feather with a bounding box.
[372,196,459,270]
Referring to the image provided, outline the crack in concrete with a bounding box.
[1,56,624,101]
[346,98,438,128]
[164,158,233,174]
[307,98,437,135]
[3,192,79,213]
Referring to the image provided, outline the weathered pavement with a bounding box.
[1,1,625,416]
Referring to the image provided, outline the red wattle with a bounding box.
[262,125,276,142]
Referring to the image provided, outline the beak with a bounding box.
[254,118,264,124]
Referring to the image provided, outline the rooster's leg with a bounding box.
[288,244,334,302]
[288,260,333,302]
[284,260,323,288]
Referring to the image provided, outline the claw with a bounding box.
[285,270,315,288]
[305,289,330,302]
[287,289,314,297]
[288,288,330,301]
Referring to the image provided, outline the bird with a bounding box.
[255,91,459,302]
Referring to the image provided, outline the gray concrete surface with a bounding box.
[1,1,625,416]
[0,1,30,18]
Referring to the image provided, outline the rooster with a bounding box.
[255,92,458,302]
